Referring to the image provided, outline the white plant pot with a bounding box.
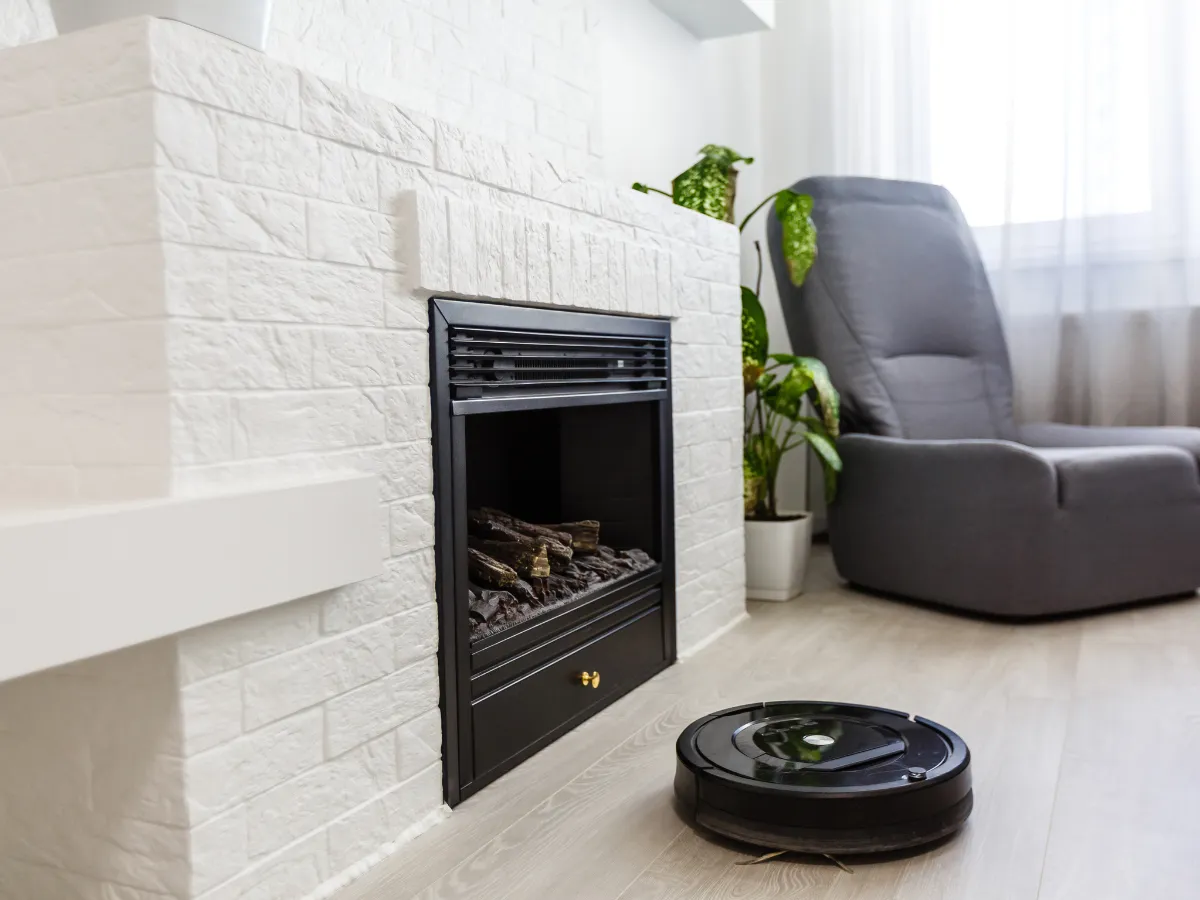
[49,0,274,50]
[744,513,812,602]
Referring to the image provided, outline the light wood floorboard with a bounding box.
[338,547,1200,900]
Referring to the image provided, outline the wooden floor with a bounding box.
[340,547,1200,900]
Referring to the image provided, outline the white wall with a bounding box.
[592,0,763,209]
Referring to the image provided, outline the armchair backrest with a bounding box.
[768,176,1017,440]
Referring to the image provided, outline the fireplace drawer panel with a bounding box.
[471,605,666,781]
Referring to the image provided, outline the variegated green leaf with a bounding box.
[742,287,768,368]
[776,191,818,287]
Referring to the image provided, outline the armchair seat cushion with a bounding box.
[1034,446,1200,510]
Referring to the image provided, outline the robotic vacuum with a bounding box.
[675,701,973,854]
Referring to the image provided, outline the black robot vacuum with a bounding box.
[675,701,972,854]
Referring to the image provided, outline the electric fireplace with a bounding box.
[430,298,676,805]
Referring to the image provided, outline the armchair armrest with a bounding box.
[837,434,1058,512]
[1019,423,1200,464]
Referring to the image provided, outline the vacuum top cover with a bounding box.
[687,701,961,791]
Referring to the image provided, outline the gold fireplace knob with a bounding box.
[580,671,600,689]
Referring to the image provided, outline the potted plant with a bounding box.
[49,0,274,50]
[635,147,842,601]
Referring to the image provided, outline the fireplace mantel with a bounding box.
[0,475,380,683]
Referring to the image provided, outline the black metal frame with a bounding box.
[430,298,676,806]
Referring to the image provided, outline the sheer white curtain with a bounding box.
[819,0,1200,426]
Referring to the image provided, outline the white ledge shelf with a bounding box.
[651,0,775,39]
[0,475,381,683]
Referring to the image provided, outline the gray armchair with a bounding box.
[768,176,1200,617]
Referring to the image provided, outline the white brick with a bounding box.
[318,139,379,209]
[76,464,170,503]
[678,470,742,517]
[390,494,436,555]
[676,276,710,313]
[164,244,230,319]
[0,243,162,327]
[191,807,249,895]
[0,170,158,260]
[384,386,432,442]
[0,17,151,118]
[396,707,442,781]
[326,764,442,872]
[324,657,438,757]
[654,248,672,316]
[435,120,531,193]
[548,222,571,305]
[155,93,219,176]
[710,281,741,317]
[0,393,169,467]
[0,860,169,900]
[175,441,430,506]
[246,734,398,858]
[150,18,300,126]
[0,91,154,186]
[677,591,745,655]
[447,197,479,295]
[392,603,438,670]
[180,669,243,755]
[177,598,322,684]
[678,528,744,586]
[0,320,167,395]
[626,243,657,315]
[301,74,434,163]
[675,311,720,347]
[384,276,430,330]
[91,750,189,829]
[158,171,306,258]
[673,345,713,380]
[569,230,590,308]
[228,255,384,326]
[397,190,450,293]
[314,329,428,387]
[499,211,529,302]
[186,710,323,823]
[320,548,436,634]
[232,389,385,458]
[218,112,319,194]
[169,323,313,390]
[198,832,329,900]
[378,159,440,208]
[525,217,551,304]
[476,204,505,299]
[308,200,400,269]
[588,233,609,310]
[5,805,191,895]
[677,497,743,550]
[242,622,393,730]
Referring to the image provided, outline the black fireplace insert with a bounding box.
[430,298,676,805]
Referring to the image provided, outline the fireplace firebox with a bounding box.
[431,298,676,805]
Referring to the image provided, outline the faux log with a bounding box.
[472,508,574,570]
[467,547,519,589]
[541,520,601,553]
[468,536,550,579]
[468,589,502,623]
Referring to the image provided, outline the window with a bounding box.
[927,0,1153,229]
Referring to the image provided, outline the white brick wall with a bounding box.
[2,0,598,171]
[0,15,744,900]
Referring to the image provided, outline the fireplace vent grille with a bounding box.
[448,326,669,399]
